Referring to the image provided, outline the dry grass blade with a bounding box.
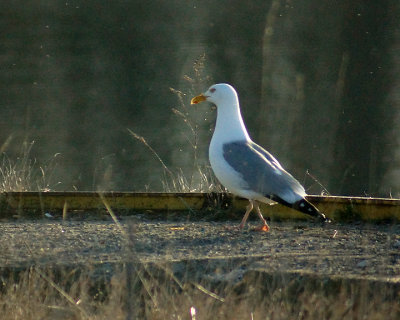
[22,242,90,319]
[127,128,173,177]
[98,192,125,236]
[190,306,197,320]
[0,134,13,153]
[305,169,331,195]
[62,201,68,220]
[191,282,225,303]
[127,55,219,194]
[99,192,162,314]
[32,267,90,319]
[0,140,60,192]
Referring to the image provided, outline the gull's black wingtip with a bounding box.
[268,195,331,224]
[293,198,331,224]
[318,212,332,224]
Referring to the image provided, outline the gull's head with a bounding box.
[191,83,238,107]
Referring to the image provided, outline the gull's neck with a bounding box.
[211,97,250,145]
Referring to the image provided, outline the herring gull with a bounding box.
[191,83,327,231]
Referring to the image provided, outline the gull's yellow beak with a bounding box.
[190,93,207,105]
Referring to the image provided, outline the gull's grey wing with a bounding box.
[222,140,305,202]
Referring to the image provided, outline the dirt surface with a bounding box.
[0,216,399,282]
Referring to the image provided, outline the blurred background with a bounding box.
[0,0,399,197]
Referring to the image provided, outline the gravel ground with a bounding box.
[0,216,399,281]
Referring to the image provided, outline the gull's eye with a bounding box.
[210,88,216,93]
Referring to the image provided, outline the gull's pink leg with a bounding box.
[238,200,254,229]
[253,202,270,232]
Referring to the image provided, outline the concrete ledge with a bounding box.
[1,191,400,221]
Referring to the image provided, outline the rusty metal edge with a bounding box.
[1,192,400,221]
